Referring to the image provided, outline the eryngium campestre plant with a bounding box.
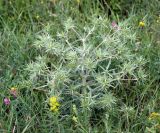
[26,17,146,132]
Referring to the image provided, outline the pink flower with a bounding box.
[112,21,117,27]
[4,98,11,105]
[111,21,121,30]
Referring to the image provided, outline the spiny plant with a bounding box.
[26,17,146,132]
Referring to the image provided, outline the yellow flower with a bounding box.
[50,105,58,111]
[149,112,160,120]
[11,87,16,91]
[50,97,57,103]
[72,116,78,123]
[139,21,145,27]
[49,96,60,112]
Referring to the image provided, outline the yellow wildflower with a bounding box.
[139,21,145,27]
[49,96,60,112]
[11,87,16,91]
[50,97,57,103]
[72,116,78,123]
[149,112,160,120]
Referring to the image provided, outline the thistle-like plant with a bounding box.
[26,17,146,131]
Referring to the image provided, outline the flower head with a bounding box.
[4,98,11,105]
[49,96,60,112]
[149,112,160,120]
[139,21,145,27]
[111,21,120,30]
[112,21,117,27]
[10,87,18,97]
[72,116,78,123]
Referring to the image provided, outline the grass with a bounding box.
[0,0,160,132]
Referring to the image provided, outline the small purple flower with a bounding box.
[4,98,11,105]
